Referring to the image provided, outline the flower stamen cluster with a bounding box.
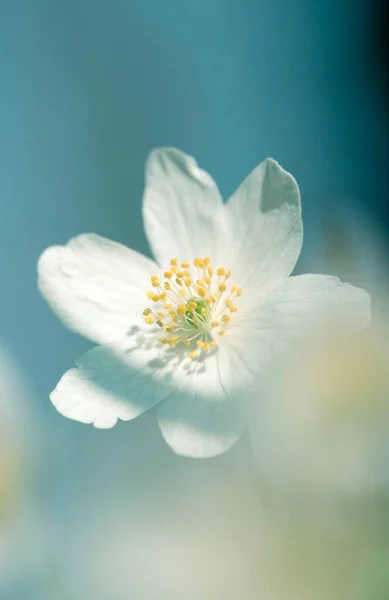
[143,257,243,358]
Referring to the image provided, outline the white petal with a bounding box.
[224,158,302,291]
[157,346,246,459]
[142,148,225,268]
[38,234,159,344]
[248,275,371,349]
[50,331,186,428]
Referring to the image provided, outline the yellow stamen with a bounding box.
[177,304,187,316]
[142,257,243,357]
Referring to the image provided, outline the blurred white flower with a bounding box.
[250,204,389,496]
[0,342,51,598]
[38,148,369,458]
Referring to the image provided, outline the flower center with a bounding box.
[143,257,243,359]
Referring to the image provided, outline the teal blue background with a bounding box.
[1,2,389,596]
[0,0,387,440]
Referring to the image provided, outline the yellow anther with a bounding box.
[188,301,197,311]
[177,271,186,278]
[231,285,237,293]
[221,315,231,323]
[157,320,163,327]
[152,294,160,302]
[171,265,178,274]
[219,329,227,336]
[143,308,152,316]
[211,321,219,327]
[204,257,211,266]
[201,307,207,316]
[198,259,205,269]
[225,270,231,279]
[189,350,198,359]
[183,338,190,347]
[225,298,232,306]
[151,280,160,287]
[160,291,167,300]
[163,326,173,333]
[219,282,227,292]
[179,289,186,296]
[156,312,164,318]
[203,343,211,351]
[210,340,217,347]
[147,291,154,300]
[229,303,238,313]
[205,277,211,285]
[207,266,213,277]
[164,282,170,290]
[205,297,213,304]
[236,288,243,297]
[196,340,205,348]
[196,279,205,287]
[197,287,206,298]
[217,267,225,276]
[181,262,190,268]
[184,277,192,287]
[158,337,169,344]
[211,296,216,303]
[164,303,172,309]
[145,316,154,324]
[170,258,179,266]
[177,304,186,316]
[176,278,183,286]
[194,258,201,267]
[164,271,172,279]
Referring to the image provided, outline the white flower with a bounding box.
[38,148,370,458]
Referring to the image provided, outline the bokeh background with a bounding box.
[1,1,389,598]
